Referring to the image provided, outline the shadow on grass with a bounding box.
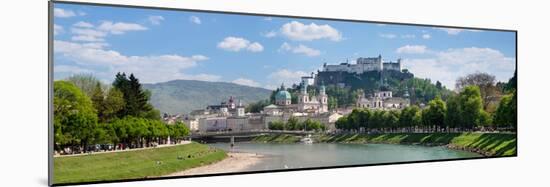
[464,134,517,156]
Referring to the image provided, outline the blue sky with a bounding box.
[53,3,516,90]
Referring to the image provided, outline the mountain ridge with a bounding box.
[143,80,272,114]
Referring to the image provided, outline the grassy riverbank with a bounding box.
[251,133,516,157]
[252,134,302,143]
[53,142,227,184]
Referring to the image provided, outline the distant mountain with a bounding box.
[143,80,272,114]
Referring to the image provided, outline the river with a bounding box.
[209,143,481,171]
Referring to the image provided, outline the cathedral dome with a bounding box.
[275,90,292,101]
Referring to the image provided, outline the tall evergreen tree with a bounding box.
[112,72,155,119]
[127,74,153,117]
[112,72,130,117]
[504,69,517,94]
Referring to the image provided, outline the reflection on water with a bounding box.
[209,143,481,171]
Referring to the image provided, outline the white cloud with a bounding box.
[71,35,105,42]
[54,65,92,74]
[232,78,261,87]
[53,24,63,35]
[422,34,431,39]
[189,16,201,24]
[379,33,397,39]
[71,28,107,37]
[280,21,342,41]
[279,42,320,57]
[148,15,165,25]
[73,21,94,28]
[70,27,107,42]
[54,40,215,83]
[268,69,309,88]
[264,17,273,21]
[247,42,264,52]
[262,31,277,38]
[380,33,416,39]
[435,28,483,35]
[217,37,263,52]
[98,21,147,35]
[69,21,146,42]
[82,42,109,49]
[54,8,76,18]
[402,47,515,89]
[217,37,249,52]
[396,45,428,54]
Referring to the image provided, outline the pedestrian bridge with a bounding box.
[189,130,313,138]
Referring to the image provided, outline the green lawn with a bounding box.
[53,142,227,184]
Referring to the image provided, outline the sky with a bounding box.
[53,3,516,90]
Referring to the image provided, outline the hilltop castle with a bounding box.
[322,55,402,74]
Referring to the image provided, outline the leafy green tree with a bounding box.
[66,74,104,98]
[111,118,129,148]
[384,110,400,131]
[303,119,320,131]
[407,78,452,104]
[348,109,361,130]
[422,96,447,132]
[93,124,110,145]
[494,90,517,129]
[456,72,501,110]
[53,81,98,152]
[335,116,349,130]
[479,110,493,128]
[286,117,300,130]
[328,97,338,110]
[98,123,118,145]
[459,86,484,129]
[445,94,462,130]
[102,88,125,122]
[370,110,386,130]
[245,99,270,113]
[91,82,105,121]
[399,106,421,131]
[268,121,285,130]
[358,109,372,130]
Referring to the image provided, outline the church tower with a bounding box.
[298,80,309,103]
[319,83,328,113]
